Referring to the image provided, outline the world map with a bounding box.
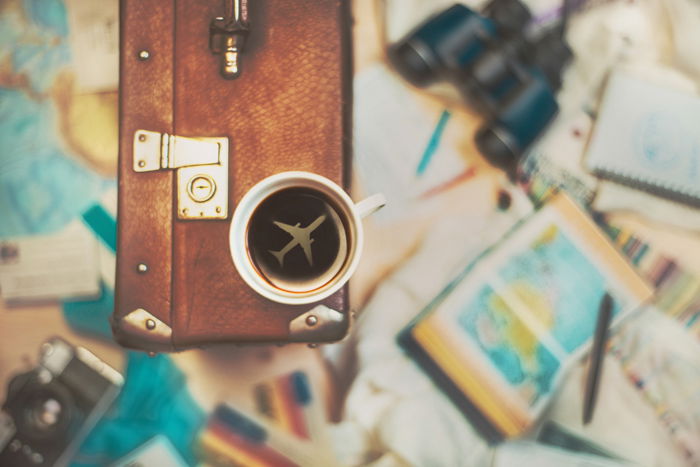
[0,0,114,237]
[458,224,619,406]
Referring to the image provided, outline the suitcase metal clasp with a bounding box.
[133,129,229,220]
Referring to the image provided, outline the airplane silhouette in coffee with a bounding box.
[269,215,327,267]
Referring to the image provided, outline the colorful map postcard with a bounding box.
[399,194,653,442]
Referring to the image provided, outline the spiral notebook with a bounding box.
[585,70,700,206]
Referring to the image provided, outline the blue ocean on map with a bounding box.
[456,224,624,404]
[458,284,561,406]
[497,224,621,354]
[0,0,113,237]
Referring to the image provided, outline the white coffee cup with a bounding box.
[229,171,385,305]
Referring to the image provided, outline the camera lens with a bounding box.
[19,383,73,440]
[31,398,62,430]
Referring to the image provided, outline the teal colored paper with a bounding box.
[63,283,114,339]
[82,205,117,252]
[71,353,205,467]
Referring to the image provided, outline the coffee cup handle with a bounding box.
[354,193,386,219]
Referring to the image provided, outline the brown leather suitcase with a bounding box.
[112,0,353,352]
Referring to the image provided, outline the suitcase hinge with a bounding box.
[133,130,229,220]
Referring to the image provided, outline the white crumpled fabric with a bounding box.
[328,186,531,466]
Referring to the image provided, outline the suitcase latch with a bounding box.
[133,129,229,220]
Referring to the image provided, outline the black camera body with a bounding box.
[389,0,572,173]
[0,338,123,467]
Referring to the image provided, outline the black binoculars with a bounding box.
[389,0,573,173]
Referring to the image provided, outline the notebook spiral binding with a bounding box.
[593,168,700,208]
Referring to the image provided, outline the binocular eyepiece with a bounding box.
[389,0,572,173]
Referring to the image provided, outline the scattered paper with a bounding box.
[353,64,470,223]
[0,221,100,303]
[66,0,119,93]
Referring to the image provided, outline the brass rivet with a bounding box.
[137,50,150,61]
[138,160,146,168]
[138,133,147,142]
[307,343,318,349]
[137,263,148,273]
[306,315,318,327]
[215,206,222,213]
[145,319,156,330]
[199,211,204,217]
[182,208,189,215]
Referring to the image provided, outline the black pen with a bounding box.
[583,292,614,425]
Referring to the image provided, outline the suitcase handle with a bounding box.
[209,0,250,79]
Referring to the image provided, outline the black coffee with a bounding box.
[246,187,349,292]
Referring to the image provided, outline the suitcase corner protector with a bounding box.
[110,307,175,352]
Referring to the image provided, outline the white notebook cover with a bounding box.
[585,70,700,205]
